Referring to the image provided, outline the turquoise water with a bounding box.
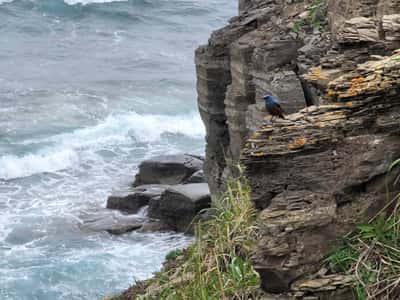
[0,1,235,299]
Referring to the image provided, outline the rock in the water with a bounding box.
[150,183,211,232]
[185,170,205,184]
[137,220,172,233]
[107,185,168,213]
[133,154,203,186]
[79,209,145,235]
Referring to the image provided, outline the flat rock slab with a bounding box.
[79,209,146,235]
[185,170,205,183]
[107,185,169,213]
[153,183,211,232]
[133,154,203,186]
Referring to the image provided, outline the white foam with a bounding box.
[0,150,79,180]
[37,111,205,147]
[64,0,128,4]
[0,0,128,4]
[1,112,204,180]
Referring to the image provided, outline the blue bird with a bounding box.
[263,95,285,122]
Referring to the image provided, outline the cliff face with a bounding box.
[196,0,400,297]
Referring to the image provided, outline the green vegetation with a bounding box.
[165,249,184,261]
[114,167,260,300]
[292,0,327,33]
[327,161,400,300]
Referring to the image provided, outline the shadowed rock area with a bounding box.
[150,183,211,232]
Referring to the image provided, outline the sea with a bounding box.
[0,0,235,299]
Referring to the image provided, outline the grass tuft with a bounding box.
[132,167,260,300]
[292,0,327,33]
[327,161,400,300]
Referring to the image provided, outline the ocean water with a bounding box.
[0,0,235,299]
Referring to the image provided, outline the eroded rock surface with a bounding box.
[79,209,146,235]
[107,185,168,213]
[133,154,203,186]
[151,183,211,232]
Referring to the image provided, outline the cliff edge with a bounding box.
[196,0,400,297]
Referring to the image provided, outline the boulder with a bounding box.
[185,170,205,184]
[150,183,211,232]
[133,154,203,186]
[107,185,168,213]
[137,220,172,233]
[79,209,145,235]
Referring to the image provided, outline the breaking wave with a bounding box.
[0,112,205,180]
[0,149,79,180]
[0,0,129,5]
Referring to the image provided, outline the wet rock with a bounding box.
[185,170,205,184]
[79,209,145,235]
[153,183,211,232]
[137,220,172,233]
[107,185,168,213]
[133,154,203,186]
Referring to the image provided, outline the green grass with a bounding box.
[165,249,184,261]
[134,168,260,300]
[292,0,327,33]
[327,161,400,299]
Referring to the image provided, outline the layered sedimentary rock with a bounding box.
[243,51,400,294]
[196,0,400,297]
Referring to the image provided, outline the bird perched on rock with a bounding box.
[263,95,285,122]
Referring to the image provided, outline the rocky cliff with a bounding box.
[196,0,400,298]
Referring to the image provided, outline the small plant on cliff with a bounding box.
[165,249,183,261]
[292,0,327,33]
[125,166,260,300]
[327,161,400,300]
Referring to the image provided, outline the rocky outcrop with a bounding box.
[196,0,400,298]
[149,183,211,232]
[104,154,211,234]
[133,154,203,186]
[79,209,146,235]
[107,185,168,213]
[185,170,205,184]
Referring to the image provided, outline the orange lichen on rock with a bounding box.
[251,151,267,157]
[288,137,307,150]
[345,76,369,96]
[313,121,323,127]
[327,51,400,102]
[304,66,328,81]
